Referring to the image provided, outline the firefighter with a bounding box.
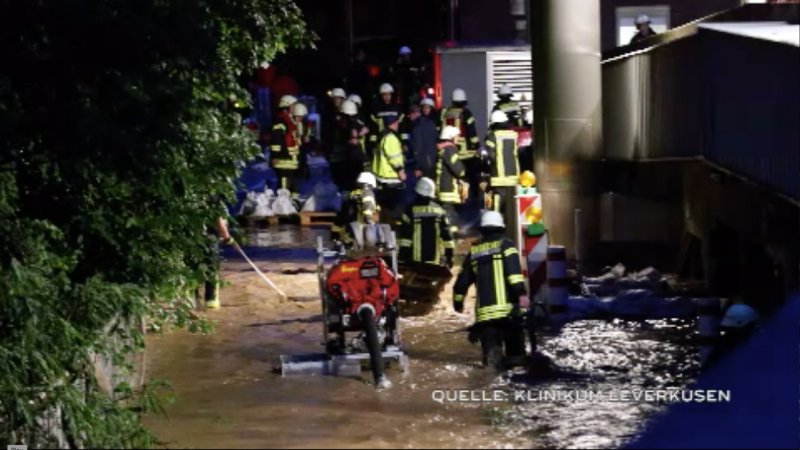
[369,83,404,152]
[323,88,347,156]
[420,97,439,127]
[398,177,455,268]
[330,100,370,191]
[436,126,467,233]
[199,215,234,310]
[440,88,480,199]
[453,210,530,370]
[371,114,407,222]
[331,172,378,249]
[630,15,658,44]
[484,110,520,236]
[292,102,313,180]
[270,95,300,199]
[493,84,524,128]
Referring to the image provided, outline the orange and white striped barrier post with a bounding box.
[547,245,568,321]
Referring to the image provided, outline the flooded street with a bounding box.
[144,228,700,449]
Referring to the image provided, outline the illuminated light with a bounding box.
[428,88,434,94]
[519,171,536,188]
[368,65,381,77]
[327,90,332,97]
[524,206,543,224]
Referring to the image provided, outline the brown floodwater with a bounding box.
[143,228,699,449]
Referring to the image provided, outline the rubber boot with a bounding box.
[205,280,220,309]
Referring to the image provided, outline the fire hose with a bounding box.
[230,240,288,300]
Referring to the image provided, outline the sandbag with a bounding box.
[239,192,258,217]
[252,192,275,218]
[272,189,298,216]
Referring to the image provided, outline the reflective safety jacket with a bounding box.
[435,142,466,204]
[293,118,313,146]
[439,106,480,159]
[372,129,405,184]
[369,102,404,146]
[398,200,454,265]
[331,188,377,244]
[270,111,300,170]
[453,235,527,323]
[484,129,520,187]
[493,100,524,128]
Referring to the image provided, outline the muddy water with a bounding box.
[144,228,699,449]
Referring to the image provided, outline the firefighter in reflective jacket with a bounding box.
[436,126,467,233]
[331,172,378,248]
[440,88,480,199]
[492,84,524,128]
[369,83,404,151]
[453,211,530,370]
[372,115,407,222]
[399,177,455,268]
[271,95,300,198]
[292,102,313,179]
[484,110,520,235]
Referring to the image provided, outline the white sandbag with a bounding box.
[634,267,662,283]
[251,192,274,217]
[272,189,298,216]
[239,192,259,217]
[301,195,317,212]
[264,189,276,208]
[584,263,626,284]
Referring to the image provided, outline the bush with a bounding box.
[0,1,313,447]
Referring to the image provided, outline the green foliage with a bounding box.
[0,0,313,447]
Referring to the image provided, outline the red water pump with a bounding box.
[326,257,399,319]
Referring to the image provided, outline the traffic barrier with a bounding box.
[696,297,722,365]
[547,245,568,321]
[526,233,549,301]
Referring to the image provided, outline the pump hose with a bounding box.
[359,307,384,384]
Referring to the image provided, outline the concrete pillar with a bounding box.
[530,0,603,262]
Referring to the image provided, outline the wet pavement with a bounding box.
[144,227,700,449]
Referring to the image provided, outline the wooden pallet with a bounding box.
[300,212,336,226]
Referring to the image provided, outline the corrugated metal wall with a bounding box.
[601,13,799,200]
[700,29,799,200]
[602,36,703,159]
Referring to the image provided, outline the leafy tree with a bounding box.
[0,0,313,447]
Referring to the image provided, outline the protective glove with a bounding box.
[221,236,235,246]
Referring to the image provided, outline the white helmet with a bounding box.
[421,98,435,108]
[347,94,362,106]
[440,126,461,141]
[357,172,377,188]
[341,100,358,116]
[721,304,759,329]
[498,84,513,96]
[415,177,436,199]
[380,83,394,94]
[292,103,308,117]
[636,14,651,25]
[525,110,533,124]
[481,211,505,228]
[279,95,298,108]
[452,88,467,102]
[331,88,347,99]
[491,110,509,124]
[399,46,412,56]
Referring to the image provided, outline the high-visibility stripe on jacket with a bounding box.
[453,237,527,323]
[399,202,454,264]
[439,107,480,159]
[331,188,377,244]
[435,143,466,204]
[271,111,300,170]
[484,129,519,187]
[372,129,405,183]
[369,102,404,144]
